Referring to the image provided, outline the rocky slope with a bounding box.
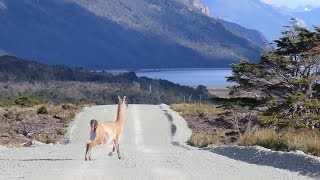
[184,0,271,49]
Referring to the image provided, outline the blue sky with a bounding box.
[260,0,320,9]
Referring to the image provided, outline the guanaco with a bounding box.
[85,95,127,161]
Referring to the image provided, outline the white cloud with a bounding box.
[260,0,320,9]
[0,1,7,10]
[304,7,311,11]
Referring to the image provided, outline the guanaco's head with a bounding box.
[90,119,98,132]
[118,95,127,108]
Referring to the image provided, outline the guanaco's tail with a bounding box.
[90,119,98,133]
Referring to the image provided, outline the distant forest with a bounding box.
[0,55,208,105]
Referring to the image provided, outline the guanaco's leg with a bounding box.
[85,141,98,161]
[114,138,122,159]
[108,141,116,156]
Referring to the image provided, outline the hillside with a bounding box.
[0,55,208,104]
[219,20,271,50]
[203,0,292,41]
[0,0,262,69]
[184,0,271,50]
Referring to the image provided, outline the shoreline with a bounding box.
[207,87,230,99]
[106,68,232,73]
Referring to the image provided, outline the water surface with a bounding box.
[109,69,234,87]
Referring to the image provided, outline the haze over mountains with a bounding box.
[203,0,320,42]
[0,0,268,69]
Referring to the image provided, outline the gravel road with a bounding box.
[0,104,319,179]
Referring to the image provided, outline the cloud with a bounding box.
[304,7,311,11]
[260,0,320,9]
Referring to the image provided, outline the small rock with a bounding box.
[27,133,33,137]
[31,140,46,147]
[53,115,62,119]
[21,141,32,147]
[295,150,305,155]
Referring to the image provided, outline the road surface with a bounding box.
[0,104,319,179]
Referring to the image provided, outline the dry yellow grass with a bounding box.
[188,131,223,148]
[238,128,320,156]
[170,103,223,119]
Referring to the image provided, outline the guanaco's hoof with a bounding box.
[85,157,92,161]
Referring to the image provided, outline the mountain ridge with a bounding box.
[202,0,320,42]
[0,0,263,69]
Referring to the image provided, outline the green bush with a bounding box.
[37,106,48,114]
[14,96,39,107]
[57,129,67,136]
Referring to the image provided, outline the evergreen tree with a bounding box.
[226,19,320,129]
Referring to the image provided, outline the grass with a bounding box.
[237,128,320,156]
[171,103,222,119]
[171,103,228,148]
[187,131,224,148]
[171,103,320,157]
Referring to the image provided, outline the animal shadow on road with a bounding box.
[163,109,191,150]
[163,110,177,139]
[204,146,320,178]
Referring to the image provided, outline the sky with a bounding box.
[260,0,320,9]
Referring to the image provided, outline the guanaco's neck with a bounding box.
[116,104,125,125]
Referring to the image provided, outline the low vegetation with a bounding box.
[238,128,320,156]
[171,103,234,147]
[0,97,89,147]
[173,103,320,156]
[171,103,222,119]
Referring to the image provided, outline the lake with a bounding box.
[109,69,234,87]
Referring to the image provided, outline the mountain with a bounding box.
[0,0,263,69]
[203,0,292,41]
[203,0,320,42]
[219,20,271,50]
[185,0,271,50]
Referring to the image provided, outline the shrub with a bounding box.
[14,96,38,107]
[3,110,14,119]
[37,134,57,144]
[61,104,76,110]
[37,106,48,114]
[57,129,67,136]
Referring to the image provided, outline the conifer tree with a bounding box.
[226,19,320,129]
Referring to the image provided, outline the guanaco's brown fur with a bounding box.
[85,95,127,161]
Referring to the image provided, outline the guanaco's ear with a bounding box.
[118,95,121,101]
[123,96,126,101]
